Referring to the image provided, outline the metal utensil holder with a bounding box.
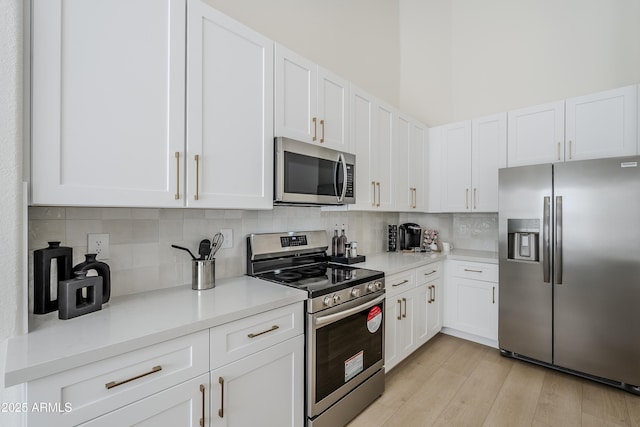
[192,259,215,290]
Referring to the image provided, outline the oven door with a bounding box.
[307,291,385,418]
[275,137,355,205]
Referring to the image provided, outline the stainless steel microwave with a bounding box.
[274,137,355,205]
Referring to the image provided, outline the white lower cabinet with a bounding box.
[79,374,209,427]
[210,335,304,427]
[26,302,304,427]
[385,262,442,372]
[443,260,498,347]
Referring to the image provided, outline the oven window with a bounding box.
[315,304,383,403]
[284,152,343,196]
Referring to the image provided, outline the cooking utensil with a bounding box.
[198,239,211,260]
[208,233,224,259]
[171,244,197,260]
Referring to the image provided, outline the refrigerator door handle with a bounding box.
[555,196,563,285]
[543,196,551,283]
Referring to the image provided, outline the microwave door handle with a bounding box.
[335,153,347,203]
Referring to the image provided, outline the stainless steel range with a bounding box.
[247,231,385,427]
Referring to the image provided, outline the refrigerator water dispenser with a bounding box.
[507,219,539,262]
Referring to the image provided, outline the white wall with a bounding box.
[400,0,640,126]
[1,0,26,424]
[203,0,401,107]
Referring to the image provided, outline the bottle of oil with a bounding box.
[331,227,339,257]
[338,224,347,257]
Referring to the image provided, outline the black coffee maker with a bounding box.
[399,223,423,250]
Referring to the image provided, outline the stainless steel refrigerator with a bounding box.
[498,156,640,393]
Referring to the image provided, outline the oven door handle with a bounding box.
[315,294,385,327]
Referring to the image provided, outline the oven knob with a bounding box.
[375,281,383,290]
[350,288,360,298]
[366,283,375,292]
[323,296,332,306]
[333,294,341,304]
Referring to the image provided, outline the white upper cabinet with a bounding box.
[565,85,637,161]
[471,113,507,212]
[426,127,443,213]
[507,101,565,167]
[395,114,426,212]
[187,1,273,209]
[374,103,396,210]
[31,0,186,207]
[441,121,472,212]
[350,86,376,209]
[275,45,350,152]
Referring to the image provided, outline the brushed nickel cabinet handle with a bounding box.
[466,188,469,210]
[247,325,279,338]
[312,117,317,141]
[199,384,205,427]
[371,181,376,207]
[464,268,483,273]
[423,270,437,276]
[320,119,325,143]
[473,188,477,209]
[218,377,224,418]
[397,299,402,320]
[569,140,573,160]
[492,286,496,304]
[402,297,407,318]
[194,154,200,201]
[174,152,180,200]
[432,285,436,303]
[105,365,162,389]
[557,142,561,161]
[427,285,433,304]
[376,182,381,207]
[392,279,409,287]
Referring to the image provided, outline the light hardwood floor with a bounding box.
[348,334,640,427]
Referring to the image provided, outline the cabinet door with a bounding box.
[426,127,442,212]
[384,296,403,372]
[79,374,209,427]
[414,285,430,347]
[31,0,186,207]
[374,103,396,210]
[317,67,350,151]
[447,276,498,341]
[507,101,565,167]
[471,113,506,212]
[410,122,427,211]
[441,121,472,212]
[395,113,412,211]
[187,2,273,209]
[565,85,637,161]
[211,336,304,427]
[275,44,317,144]
[351,86,376,208]
[426,279,443,341]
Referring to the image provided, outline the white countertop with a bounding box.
[4,276,307,387]
[360,249,497,275]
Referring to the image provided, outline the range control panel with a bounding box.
[280,235,308,247]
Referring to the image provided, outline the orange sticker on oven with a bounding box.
[367,306,382,333]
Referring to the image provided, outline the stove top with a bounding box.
[255,262,384,298]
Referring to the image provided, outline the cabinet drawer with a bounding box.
[210,302,303,369]
[385,270,416,298]
[449,261,498,282]
[28,330,209,427]
[416,262,442,284]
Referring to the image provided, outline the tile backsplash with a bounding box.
[28,206,498,312]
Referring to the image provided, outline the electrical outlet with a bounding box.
[220,229,233,249]
[88,233,110,260]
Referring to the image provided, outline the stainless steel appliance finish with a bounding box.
[499,157,640,394]
[274,137,355,205]
[247,231,386,425]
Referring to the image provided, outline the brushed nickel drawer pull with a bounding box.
[105,365,162,389]
[218,377,224,418]
[392,279,410,287]
[464,269,483,273]
[402,297,407,318]
[492,286,496,304]
[199,384,205,427]
[312,117,317,141]
[371,181,376,207]
[376,182,381,207]
[423,270,437,276]
[247,325,279,338]
[320,119,325,143]
[397,300,401,320]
